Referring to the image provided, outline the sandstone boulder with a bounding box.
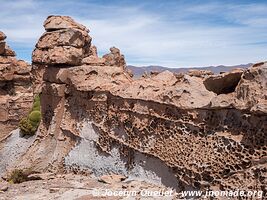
[36,29,91,49]
[32,46,83,65]
[66,65,132,91]
[103,47,126,69]
[44,15,89,32]
[117,70,215,108]
[99,174,126,184]
[33,16,92,66]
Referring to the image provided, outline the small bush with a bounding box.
[19,94,41,136]
[29,111,41,123]
[19,117,35,136]
[32,101,40,111]
[34,95,40,102]
[8,169,29,184]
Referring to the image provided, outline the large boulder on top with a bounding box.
[44,15,89,32]
[32,16,91,66]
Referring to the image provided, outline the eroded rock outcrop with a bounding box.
[32,16,91,65]
[0,32,33,140]
[1,16,266,197]
[187,69,213,78]
[103,47,126,69]
[236,62,267,114]
[203,69,243,95]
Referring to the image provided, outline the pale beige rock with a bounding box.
[99,174,126,184]
[28,173,55,180]
[0,183,8,192]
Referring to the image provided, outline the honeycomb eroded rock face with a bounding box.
[1,16,266,197]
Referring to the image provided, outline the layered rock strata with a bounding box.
[0,32,33,140]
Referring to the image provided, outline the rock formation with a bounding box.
[0,32,33,140]
[0,15,266,198]
[32,16,91,66]
[204,68,244,94]
[103,47,126,69]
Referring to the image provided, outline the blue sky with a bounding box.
[0,0,267,67]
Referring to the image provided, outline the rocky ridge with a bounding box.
[0,32,33,140]
[0,15,266,198]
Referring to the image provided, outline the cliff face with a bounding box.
[0,16,266,194]
[0,31,33,140]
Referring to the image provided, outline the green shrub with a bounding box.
[29,111,41,123]
[8,169,29,184]
[34,94,40,102]
[19,117,35,135]
[19,94,41,136]
[32,101,40,111]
